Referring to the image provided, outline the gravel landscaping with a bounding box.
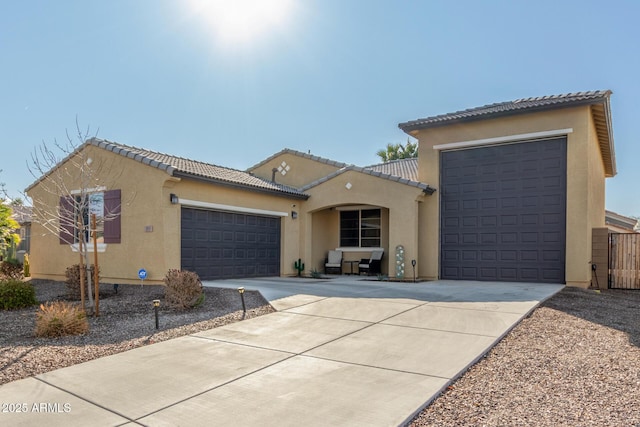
[411,287,640,426]
[2,281,639,426]
[0,280,273,385]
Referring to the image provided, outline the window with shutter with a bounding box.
[103,189,121,244]
[59,196,75,244]
[58,189,121,247]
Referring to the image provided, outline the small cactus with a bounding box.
[294,258,305,277]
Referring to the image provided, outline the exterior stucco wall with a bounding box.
[417,197,437,280]
[302,170,425,277]
[28,146,303,284]
[249,152,343,189]
[309,209,338,272]
[28,145,171,284]
[412,106,609,286]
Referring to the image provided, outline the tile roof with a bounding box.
[247,148,349,171]
[398,90,612,131]
[89,139,308,199]
[399,90,616,177]
[249,148,432,193]
[300,162,434,194]
[363,158,418,182]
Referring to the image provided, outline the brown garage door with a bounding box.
[440,137,566,283]
[181,207,281,280]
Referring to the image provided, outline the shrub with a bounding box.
[0,260,24,280]
[65,264,100,300]
[163,269,204,309]
[23,254,30,278]
[0,279,37,310]
[35,301,89,337]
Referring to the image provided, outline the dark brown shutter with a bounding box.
[59,196,75,244]
[103,189,121,244]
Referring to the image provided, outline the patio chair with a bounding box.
[324,250,343,274]
[359,250,384,275]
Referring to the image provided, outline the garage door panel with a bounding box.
[481,216,497,227]
[462,216,478,227]
[481,250,497,261]
[499,268,517,281]
[461,267,477,279]
[443,234,459,244]
[542,269,564,281]
[500,215,518,226]
[440,138,566,283]
[500,198,517,209]
[520,269,539,281]
[181,207,281,280]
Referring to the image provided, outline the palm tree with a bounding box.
[376,139,418,162]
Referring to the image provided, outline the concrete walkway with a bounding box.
[0,277,563,426]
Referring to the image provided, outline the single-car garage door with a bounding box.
[181,207,281,280]
[440,137,566,283]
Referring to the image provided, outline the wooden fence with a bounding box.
[609,233,640,289]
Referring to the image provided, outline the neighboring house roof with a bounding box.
[605,210,638,232]
[26,139,309,200]
[363,158,418,182]
[398,90,616,177]
[247,148,349,171]
[10,205,32,225]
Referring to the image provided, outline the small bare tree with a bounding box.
[0,170,8,201]
[27,119,128,315]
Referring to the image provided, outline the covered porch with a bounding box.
[298,168,432,279]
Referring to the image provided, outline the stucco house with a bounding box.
[26,90,615,288]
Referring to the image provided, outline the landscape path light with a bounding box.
[238,287,247,318]
[153,299,160,329]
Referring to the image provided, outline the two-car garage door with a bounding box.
[440,137,567,283]
[181,207,281,280]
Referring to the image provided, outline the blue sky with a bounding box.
[2,0,639,216]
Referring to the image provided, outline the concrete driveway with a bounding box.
[0,277,562,426]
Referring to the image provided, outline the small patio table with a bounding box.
[344,260,359,275]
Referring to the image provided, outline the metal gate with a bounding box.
[609,233,640,289]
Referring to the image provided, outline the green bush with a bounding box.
[0,279,37,310]
[0,260,24,280]
[163,269,204,309]
[35,301,89,337]
[65,264,100,300]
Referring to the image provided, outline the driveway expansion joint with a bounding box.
[34,377,141,425]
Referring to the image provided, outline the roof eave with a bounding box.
[591,99,616,177]
[399,97,611,133]
[398,93,617,177]
[172,171,309,200]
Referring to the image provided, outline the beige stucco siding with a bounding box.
[28,146,304,284]
[28,145,171,284]
[412,106,608,286]
[302,170,426,277]
[250,152,342,189]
